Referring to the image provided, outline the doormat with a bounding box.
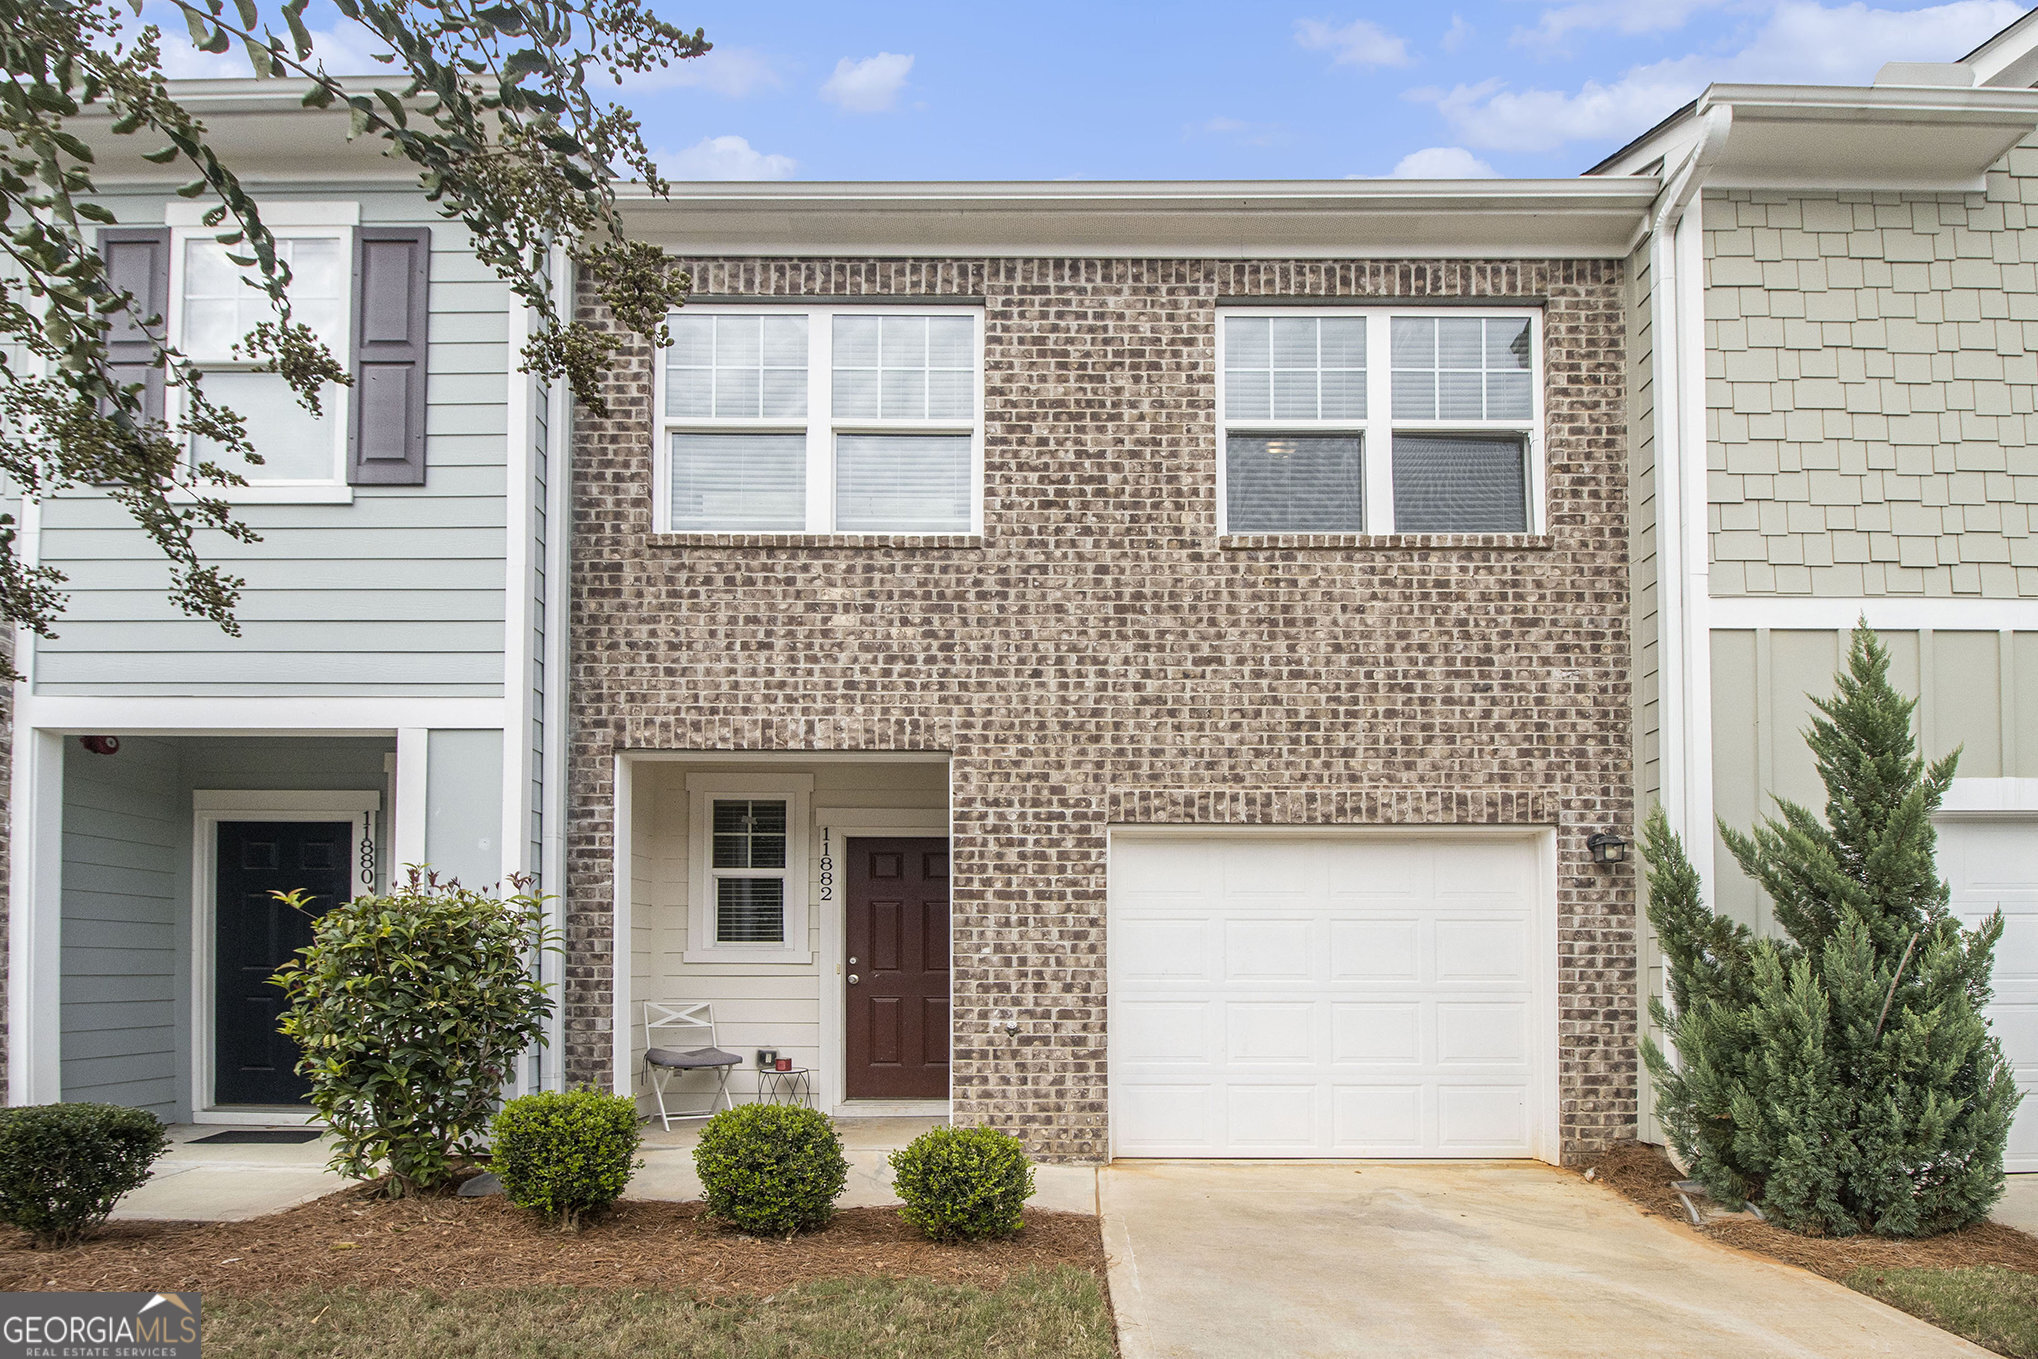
[188,1129,322,1145]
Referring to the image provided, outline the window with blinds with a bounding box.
[708,797,789,946]
[1219,309,1539,534]
[659,306,982,534]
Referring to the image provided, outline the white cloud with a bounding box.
[1295,17,1412,68]
[1441,14,1474,54]
[148,11,392,80]
[1391,145,1498,177]
[819,52,914,113]
[1512,0,1730,52]
[1433,0,2026,152]
[657,135,796,181]
[623,46,785,96]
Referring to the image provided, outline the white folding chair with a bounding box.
[643,1001,742,1130]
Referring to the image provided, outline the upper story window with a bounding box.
[1218,308,1542,535]
[177,231,350,486]
[657,305,984,535]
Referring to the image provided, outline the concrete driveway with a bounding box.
[1102,1161,1993,1359]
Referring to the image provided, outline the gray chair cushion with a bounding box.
[646,1045,741,1070]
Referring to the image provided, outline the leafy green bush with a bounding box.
[889,1125,1034,1241]
[273,868,559,1197]
[0,1103,170,1246]
[693,1104,847,1235]
[1643,623,2018,1237]
[491,1089,641,1229]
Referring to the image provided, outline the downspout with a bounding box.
[1637,106,1729,1142]
[1645,105,1729,855]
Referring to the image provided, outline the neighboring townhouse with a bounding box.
[3,80,572,1121]
[566,183,1651,1162]
[1595,13,2038,1168]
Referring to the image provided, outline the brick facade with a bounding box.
[567,256,1636,1163]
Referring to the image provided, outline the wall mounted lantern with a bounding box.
[1587,832,1629,866]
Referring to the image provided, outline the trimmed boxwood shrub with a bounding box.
[693,1103,847,1236]
[889,1125,1034,1242]
[491,1089,641,1229]
[0,1103,170,1247]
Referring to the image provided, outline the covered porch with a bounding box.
[9,725,523,1123]
[616,752,954,1121]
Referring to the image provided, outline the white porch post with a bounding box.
[612,754,632,1099]
[8,728,63,1105]
[392,727,429,874]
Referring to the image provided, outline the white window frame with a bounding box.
[1215,306,1545,535]
[654,303,986,535]
[165,200,360,505]
[685,772,813,964]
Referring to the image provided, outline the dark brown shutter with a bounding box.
[347,226,431,485]
[97,227,170,424]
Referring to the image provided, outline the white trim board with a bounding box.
[1710,597,2038,631]
[189,790,380,1122]
[17,695,508,733]
[1940,778,2038,816]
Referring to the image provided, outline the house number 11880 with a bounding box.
[818,829,834,902]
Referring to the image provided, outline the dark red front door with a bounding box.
[845,837,951,1099]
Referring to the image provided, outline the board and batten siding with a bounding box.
[1710,626,2038,928]
[33,191,510,696]
[1702,132,2038,601]
[628,761,949,1107]
[58,735,182,1113]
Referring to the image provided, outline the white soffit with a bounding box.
[1592,82,2038,191]
[617,179,1661,259]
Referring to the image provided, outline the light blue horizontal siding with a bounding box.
[61,736,182,1116]
[39,191,513,697]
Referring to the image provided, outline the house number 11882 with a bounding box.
[818,829,834,903]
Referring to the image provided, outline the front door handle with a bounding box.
[848,974,860,985]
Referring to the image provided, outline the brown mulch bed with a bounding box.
[1586,1140,2038,1283]
[0,1189,1106,1298]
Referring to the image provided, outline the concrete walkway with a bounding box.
[114,1118,1099,1221]
[1102,1161,1994,1359]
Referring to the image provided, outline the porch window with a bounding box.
[711,798,788,944]
[658,304,984,535]
[685,773,813,963]
[1218,308,1542,535]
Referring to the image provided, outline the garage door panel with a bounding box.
[1223,919,1316,980]
[1436,919,1533,981]
[1331,1085,1425,1152]
[1226,1002,1315,1063]
[1117,1000,1215,1064]
[1438,1086,1529,1150]
[1329,918,1421,980]
[1437,1003,1532,1064]
[1115,918,1212,981]
[1111,834,1546,1159]
[1332,1003,1421,1063]
[1227,1084,1320,1150]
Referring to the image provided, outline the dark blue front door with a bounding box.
[213,820,350,1106]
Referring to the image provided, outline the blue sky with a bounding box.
[155,1,2038,180]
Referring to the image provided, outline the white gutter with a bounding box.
[538,244,573,1091]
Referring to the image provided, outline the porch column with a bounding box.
[8,729,62,1104]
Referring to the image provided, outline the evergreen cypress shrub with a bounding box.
[889,1125,1034,1241]
[0,1103,170,1246]
[1643,623,2019,1237]
[491,1089,641,1229]
[273,869,559,1197]
[693,1104,847,1236]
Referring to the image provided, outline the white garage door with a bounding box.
[1108,832,1551,1159]
[1939,819,2038,1173]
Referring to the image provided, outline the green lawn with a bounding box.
[200,1269,1116,1359]
[1848,1265,2038,1359]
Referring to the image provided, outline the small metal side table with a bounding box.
[759,1067,813,1107]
